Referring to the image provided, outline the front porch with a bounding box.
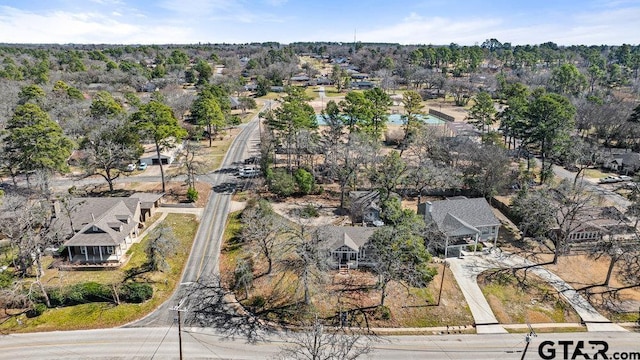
[444,233,480,258]
[62,244,126,269]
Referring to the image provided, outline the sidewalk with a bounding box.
[448,257,508,334]
[448,251,627,334]
[490,251,627,332]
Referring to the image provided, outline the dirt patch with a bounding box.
[269,193,351,227]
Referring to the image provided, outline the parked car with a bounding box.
[238,167,259,178]
[138,162,148,171]
[126,163,136,172]
[599,176,622,184]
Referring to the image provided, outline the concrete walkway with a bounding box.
[448,251,627,333]
[489,251,627,332]
[156,206,204,219]
[448,257,508,334]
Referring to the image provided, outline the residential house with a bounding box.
[418,197,501,258]
[552,206,632,248]
[605,152,640,175]
[349,191,383,225]
[318,226,376,269]
[55,198,142,267]
[350,81,375,90]
[139,139,183,166]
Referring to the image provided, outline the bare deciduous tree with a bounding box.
[240,199,285,276]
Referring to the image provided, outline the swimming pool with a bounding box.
[315,113,446,126]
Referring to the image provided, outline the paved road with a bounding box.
[542,161,631,210]
[131,107,263,327]
[1,327,638,359]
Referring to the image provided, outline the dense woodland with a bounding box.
[1,40,640,328]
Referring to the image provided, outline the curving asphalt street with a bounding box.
[130,105,264,327]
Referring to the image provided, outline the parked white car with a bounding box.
[238,167,259,178]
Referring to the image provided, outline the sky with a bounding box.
[0,0,638,46]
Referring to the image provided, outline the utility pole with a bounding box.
[520,323,537,360]
[171,297,188,360]
[436,260,448,306]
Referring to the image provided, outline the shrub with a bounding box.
[186,187,199,202]
[375,305,391,320]
[67,282,112,305]
[26,303,47,318]
[47,288,65,307]
[119,283,153,303]
[247,295,266,310]
[294,168,315,195]
[0,270,14,289]
[297,204,319,218]
[467,244,483,252]
[268,168,296,197]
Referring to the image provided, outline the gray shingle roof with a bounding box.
[55,198,140,247]
[316,226,376,252]
[425,197,500,235]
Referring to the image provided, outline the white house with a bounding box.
[55,198,142,268]
[318,226,377,269]
[418,197,501,258]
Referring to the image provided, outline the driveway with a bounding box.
[448,251,627,333]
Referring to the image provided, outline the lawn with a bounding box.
[478,269,581,324]
[583,168,616,179]
[1,213,199,332]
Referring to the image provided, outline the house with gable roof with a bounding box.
[318,226,376,269]
[349,191,383,225]
[418,197,501,258]
[54,197,142,267]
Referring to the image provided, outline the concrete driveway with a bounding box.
[448,251,627,334]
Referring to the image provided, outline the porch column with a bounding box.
[493,226,499,249]
[67,247,72,261]
[84,246,88,261]
[444,237,449,258]
[99,246,103,261]
[473,233,479,255]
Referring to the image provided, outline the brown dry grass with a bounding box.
[219,209,474,328]
[479,270,581,324]
[545,254,640,317]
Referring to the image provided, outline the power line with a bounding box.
[150,323,174,360]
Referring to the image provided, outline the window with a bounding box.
[80,246,86,255]
[106,246,114,254]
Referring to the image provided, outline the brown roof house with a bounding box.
[317,226,376,270]
[418,197,501,258]
[54,198,142,268]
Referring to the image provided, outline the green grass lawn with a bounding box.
[1,213,199,333]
